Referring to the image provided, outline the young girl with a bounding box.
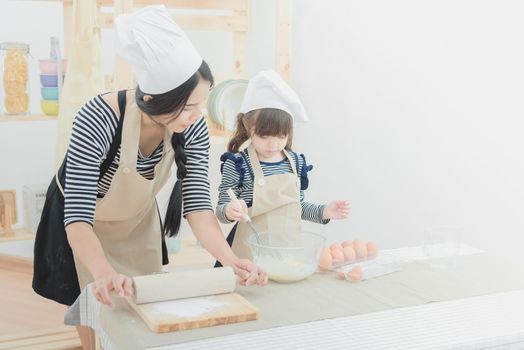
[215,70,350,262]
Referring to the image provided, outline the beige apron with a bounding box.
[74,94,174,288]
[231,143,302,259]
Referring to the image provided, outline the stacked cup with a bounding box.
[38,59,66,116]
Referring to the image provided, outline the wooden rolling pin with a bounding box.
[132,267,236,305]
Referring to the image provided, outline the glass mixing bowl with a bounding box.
[246,231,325,283]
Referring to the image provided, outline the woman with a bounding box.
[32,6,267,349]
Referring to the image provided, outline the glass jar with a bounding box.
[1,42,30,115]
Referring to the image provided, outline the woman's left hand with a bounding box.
[232,259,268,286]
[323,200,350,220]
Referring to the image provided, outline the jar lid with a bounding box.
[0,42,30,51]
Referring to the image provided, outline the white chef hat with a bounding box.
[239,70,309,122]
[114,5,202,94]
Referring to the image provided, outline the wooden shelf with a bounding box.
[0,114,57,122]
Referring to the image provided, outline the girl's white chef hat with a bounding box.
[239,70,308,122]
[114,5,202,94]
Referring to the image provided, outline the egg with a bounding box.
[342,246,356,262]
[355,247,368,260]
[330,243,343,252]
[331,249,345,265]
[341,240,353,248]
[348,266,363,283]
[352,240,368,260]
[352,239,363,248]
[319,247,333,271]
[366,242,379,257]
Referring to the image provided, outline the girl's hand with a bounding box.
[91,271,134,307]
[231,259,268,286]
[323,200,350,220]
[225,199,249,223]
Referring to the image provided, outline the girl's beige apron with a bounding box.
[231,144,302,259]
[74,95,174,288]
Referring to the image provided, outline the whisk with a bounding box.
[226,188,261,244]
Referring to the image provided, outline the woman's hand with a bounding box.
[186,211,267,286]
[225,200,249,223]
[91,271,134,307]
[231,259,268,286]
[323,200,350,220]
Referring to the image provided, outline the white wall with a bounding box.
[291,0,524,256]
[1,0,523,258]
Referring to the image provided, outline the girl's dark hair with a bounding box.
[136,60,214,237]
[228,108,293,152]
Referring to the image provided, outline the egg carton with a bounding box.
[315,254,379,274]
[319,240,379,271]
[330,253,379,271]
[334,253,406,282]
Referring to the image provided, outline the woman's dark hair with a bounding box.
[228,108,293,152]
[136,60,214,237]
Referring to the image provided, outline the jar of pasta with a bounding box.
[1,42,30,115]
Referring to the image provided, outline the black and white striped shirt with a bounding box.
[64,95,212,227]
[216,149,328,224]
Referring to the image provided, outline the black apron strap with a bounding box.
[98,90,127,189]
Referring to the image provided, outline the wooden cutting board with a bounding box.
[127,292,259,333]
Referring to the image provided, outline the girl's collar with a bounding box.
[259,158,287,165]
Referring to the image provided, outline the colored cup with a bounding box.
[38,59,67,75]
[41,87,59,100]
[40,75,64,87]
[40,100,59,116]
